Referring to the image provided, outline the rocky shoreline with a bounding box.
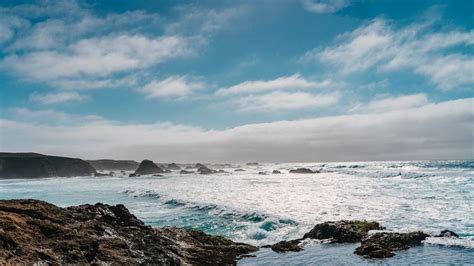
[0,199,257,264]
[0,199,461,264]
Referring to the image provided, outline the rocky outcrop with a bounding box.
[0,199,258,264]
[269,220,383,253]
[436,230,459,238]
[133,160,164,176]
[303,220,383,242]
[289,168,320,174]
[197,166,217,175]
[167,163,181,170]
[246,162,259,166]
[195,163,206,168]
[86,160,139,171]
[272,170,281,174]
[354,231,428,258]
[0,153,96,179]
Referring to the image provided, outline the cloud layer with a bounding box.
[1,98,472,162]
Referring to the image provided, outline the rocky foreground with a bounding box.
[0,199,257,264]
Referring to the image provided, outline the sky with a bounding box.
[0,0,473,162]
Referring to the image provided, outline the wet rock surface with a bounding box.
[197,166,217,175]
[303,220,383,242]
[354,231,428,258]
[0,199,257,264]
[167,163,181,170]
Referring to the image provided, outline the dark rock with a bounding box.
[167,163,181,170]
[0,152,96,179]
[289,168,320,174]
[246,162,259,166]
[197,166,217,175]
[128,173,137,177]
[86,159,139,171]
[436,230,459,238]
[234,169,245,172]
[258,172,267,175]
[195,163,206,168]
[272,170,281,174]
[153,174,164,177]
[94,172,111,177]
[354,231,428,258]
[180,170,194,174]
[303,220,383,242]
[133,160,164,175]
[270,239,303,252]
[0,199,258,264]
[218,169,227,173]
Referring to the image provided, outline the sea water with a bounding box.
[1,160,473,264]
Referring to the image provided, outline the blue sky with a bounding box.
[0,0,472,162]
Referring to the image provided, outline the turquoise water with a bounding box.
[0,160,473,264]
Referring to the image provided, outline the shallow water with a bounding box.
[0,160,473,264]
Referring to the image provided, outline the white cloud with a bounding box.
[349,93,429,113]
[307,18,474,90]
[139,76,206,98]
[216,74,338,96]
[4,34,190,82]
[302,0,350,14]
[1,98,472,162]
[30,92,87,105]
[237,91,340,112]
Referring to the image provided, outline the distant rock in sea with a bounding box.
[167,163,181,170]
[234,169,245,172]
[86,159,139,171]
[197,166,217,175]
[133,160,164,176]
[0,199,257,264]
[0,152,96,179]
[195,163,206,168]
[246,162,259,166]
[289,168,320,174]
[180,170,194,174]
[272,170,281,174]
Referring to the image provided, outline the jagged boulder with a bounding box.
[133,160,164,175]
[303,220,383,242]
[354,231,428,258]
[0,199,258,264]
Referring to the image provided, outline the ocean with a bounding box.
[1,160,473,264]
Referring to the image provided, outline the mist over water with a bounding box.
[1,160,473,264]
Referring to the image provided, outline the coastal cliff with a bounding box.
[0,199,257,264]
[0,153,96,179]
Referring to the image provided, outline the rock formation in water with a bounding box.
[86,159,139,171]
[180,170,194,174]
[272,170,281,174]
[354,231,428,258]
[167,163,181,170]
[0,153,96,179]
[289,168,320,174]
[0,199,258,264]
[246,162,259,166]
[197,166,217,175]
[133,160,165,176]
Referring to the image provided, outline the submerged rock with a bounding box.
[303,220,383,242]
[94,172,112,177]
[133,160,164,175]
[246,162,259,166]
[167,163,181,170]
[180,170,194,174]
[0,199,258,264]
[270,240,303,253]
[258,171,267,175]
[234,169,245,172]
[289,168,320,174]
[128,173,137,177]
[272,170,281,174]
[354,231,428,258]
[0,152,96,179]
